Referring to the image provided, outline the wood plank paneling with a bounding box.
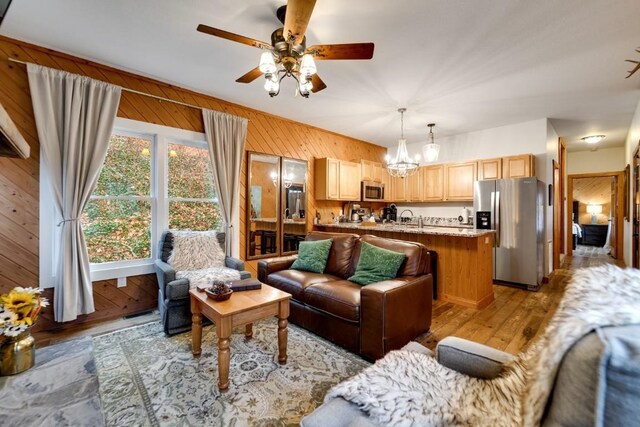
[0,36,386,333]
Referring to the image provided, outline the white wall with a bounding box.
[624,99,640,267]
[389,118,557,276]
[567,147,626,175]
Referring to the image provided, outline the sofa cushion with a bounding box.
[348,241,406,285]
[305,231,359,279]
[305,280,361,323]
[168,230,225,270]
[543,325,640,426]
[268,270,340,302]
[291,239,333,274]
[348,235,427,278]
[176,267,241,289]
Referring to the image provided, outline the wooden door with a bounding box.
[422,165,444,201]
[634,144,640,268]
[381,167,392,201]
[338,160,361,200]
[610,176,617,259]
[478,158,502,180]
[553,161,560,270]
[444,162,477,201]
[503,154,534,178]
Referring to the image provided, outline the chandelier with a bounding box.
[385,108,420,178]
[422,123,440,162]
[259,50,316,98]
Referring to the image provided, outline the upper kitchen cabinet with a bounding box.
[315,158,361,201]
[392,175,408,201]
[407,169,423,201]
[422,165,444,201]
[444,161,477,201]
[503,154,535,178]
[478,158,502,180]
[361,160,383,183]
[381,167,393,201]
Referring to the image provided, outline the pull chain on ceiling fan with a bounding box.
[197,0,374,98]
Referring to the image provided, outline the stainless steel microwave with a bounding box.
[361,181,385,201]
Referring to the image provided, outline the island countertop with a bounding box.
[314,222,494,238]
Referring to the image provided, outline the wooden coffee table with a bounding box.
[189,284,291,391]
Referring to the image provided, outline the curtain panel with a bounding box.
[27,64,121,322]
[202,109,248,256]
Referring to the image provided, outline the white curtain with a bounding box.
[202,109,248,256]
[27,64,121,322]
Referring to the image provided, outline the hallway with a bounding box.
[418,251,625,353]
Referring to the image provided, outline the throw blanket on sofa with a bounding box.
[326,265,640,426]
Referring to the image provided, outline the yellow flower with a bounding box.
[0,289,36,312]
[13,306,34,326]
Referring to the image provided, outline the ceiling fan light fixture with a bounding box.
[581,134,605,144]
[300,54,317,76]
[259,51,277,74]
[264,73,280,96]
[422,124,440,162]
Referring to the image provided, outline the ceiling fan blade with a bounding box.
[236,67,264,83]
[311,74,327,93]
[197,24,271,50]
[306,43,375,60]
[283,0,316,45]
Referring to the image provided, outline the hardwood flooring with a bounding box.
[38,251,625,357]
[417,252,625,353]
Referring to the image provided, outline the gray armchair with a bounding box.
[155,230,251,335]
[302,325,640,426]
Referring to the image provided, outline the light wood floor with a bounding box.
[38,252,625,355]
[417,251,625,353]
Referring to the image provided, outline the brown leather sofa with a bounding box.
[257,231,435,360]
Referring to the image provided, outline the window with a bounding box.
[81,134,152,263]
[39,118,223,286]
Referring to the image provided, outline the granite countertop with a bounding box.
[314,222,495,238]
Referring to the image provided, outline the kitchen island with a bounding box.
[314,223,495,309]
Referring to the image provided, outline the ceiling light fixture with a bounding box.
[259,50,316,98]
[581,135,606,144]
[422,123,440,163]
[385,108,420,178]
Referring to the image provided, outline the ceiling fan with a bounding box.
[197,0,374,98]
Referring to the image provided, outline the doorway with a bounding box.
[633,143,640,268]
[566,172,624,260]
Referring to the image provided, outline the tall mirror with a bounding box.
[281,158,308,255]
[247,153,280,259]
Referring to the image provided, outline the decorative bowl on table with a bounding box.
[205,281,233,301]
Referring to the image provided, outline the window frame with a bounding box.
[39,118,216,287]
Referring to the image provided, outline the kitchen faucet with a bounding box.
[399,209,414,222]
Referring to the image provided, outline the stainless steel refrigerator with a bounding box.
[474,178,545,290]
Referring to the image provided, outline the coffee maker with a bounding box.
[382,204,397,221]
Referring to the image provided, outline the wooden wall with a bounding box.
[0,36,386,332]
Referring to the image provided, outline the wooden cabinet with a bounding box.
[361,160,383,183]
[338,160,361,200]
[381,167,393,201]
[407,169,423,201]
[422,165,444,201]
[392,175,408,201]
[478,158,502,180]
[315,158,361,201]
[444,161,477,201]
[503,154,534,178]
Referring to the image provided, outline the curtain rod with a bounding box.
[7,57,208,112]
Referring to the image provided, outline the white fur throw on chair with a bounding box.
[168,230,240,289]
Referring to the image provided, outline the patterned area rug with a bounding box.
[93,319,369,426]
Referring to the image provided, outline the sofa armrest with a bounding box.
[436,336,515,379]
[165,278,190,301]
[225,256,245,272]
[257,255,297,283]
[155,259,176,295]
[360,275,433,361]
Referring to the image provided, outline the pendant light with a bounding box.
[422,123,440,163]
[385,108,420,178]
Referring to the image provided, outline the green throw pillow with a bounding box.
[348,241,406,285]
[290,239,333,274]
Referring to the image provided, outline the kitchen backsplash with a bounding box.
[394,203,474,221]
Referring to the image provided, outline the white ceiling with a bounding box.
[2,0,640,152]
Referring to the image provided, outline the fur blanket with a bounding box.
[326,265,640,426]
